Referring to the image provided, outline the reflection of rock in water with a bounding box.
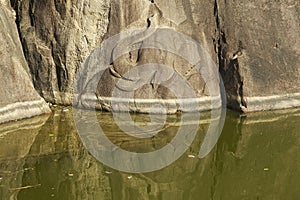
[95,111,215,199]
[1,108,299,199]
[213,109,300,199]
[0,109,112,199]
[19,108,112,199]
[0,107,213,199]
[0,115,49,199]
[19,152,112,199]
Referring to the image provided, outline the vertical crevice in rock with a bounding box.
[28,0,35,26]
[10,0,25,61]
[10,0,42,94]
[10,0,39,93]
[214,0,245,112]
[213,0,225,74]
[102,1,112,41]
[146,17,151,28]
[10,0,19,26]
[225,59,247,110]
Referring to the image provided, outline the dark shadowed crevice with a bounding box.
[55,65,63,92]
[213,0,245,112]
[9,0,43,94]
[10,1,25,58]
[146,17,151,28]
[28,0,35,26]
[10,1,40,90]
[224,59,247,110]
[51,43,68,93]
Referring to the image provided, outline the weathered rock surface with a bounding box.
[216,0,300,111]
[10,0,110,104]
[0,1,50,124]
[10,0,300,112]
[75,0,221,113]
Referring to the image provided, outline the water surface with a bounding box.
[0,107,299,200]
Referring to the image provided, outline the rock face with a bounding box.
[87,0,219,113]
[216,0,300,111]
[10,0,300,112]
[10,0,110,104]
[0,1,50,124]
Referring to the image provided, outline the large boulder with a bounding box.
[216,0,300,111]
[89,0,218,113]
[11,0,300,112]
[10,0,111,104]
[0,1,50,124]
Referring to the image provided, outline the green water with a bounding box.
[0,107,299,200]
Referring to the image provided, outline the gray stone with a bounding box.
[216,0,300,111]
[10,0,111,104]
[0,1,50,124]
[75,0,219,113]
[10,0,300,113]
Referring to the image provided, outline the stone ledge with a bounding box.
[243,93,300,112]
[75,93,300,113]
[0,99,51,124]
[75,94,223,114]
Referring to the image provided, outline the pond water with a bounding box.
[0,107,299,200]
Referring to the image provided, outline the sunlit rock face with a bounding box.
[10,0,111,104]
[87,0,217,113]
[10,0,300,112]
[216,0,300,112]
[0,1,50,124]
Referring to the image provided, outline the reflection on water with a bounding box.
[0,108,299,199]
